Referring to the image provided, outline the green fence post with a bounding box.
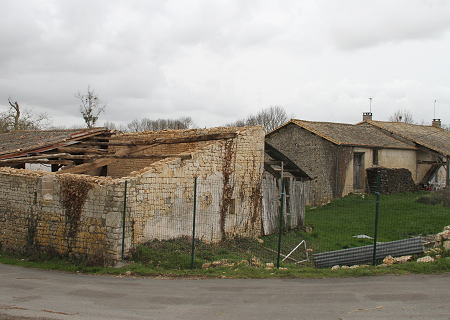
[277,177,285,269]
[121,180,128,262]
[191,177,198,269]
[372,170,381,266]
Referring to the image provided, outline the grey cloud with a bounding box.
[322,1,450,50]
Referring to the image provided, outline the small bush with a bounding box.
[416,196,441,205]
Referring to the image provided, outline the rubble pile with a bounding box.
[366,167,418,194]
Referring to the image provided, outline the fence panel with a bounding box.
[123,176,449,269]
[305,182,450,266]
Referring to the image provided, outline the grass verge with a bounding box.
[1,249,450,279]
[1,190,448,279]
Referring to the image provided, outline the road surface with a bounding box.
[1,263,449,319]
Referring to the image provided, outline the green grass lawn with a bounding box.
[122,191,450,268]
[302,191,449,253]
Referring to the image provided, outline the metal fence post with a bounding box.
[277,177,285,268]
[121,180,127,261]
[191,177,198,269]
[372,170,381,266]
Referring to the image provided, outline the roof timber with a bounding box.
[1,130,238,174]
[0,152,192,165]
[80,132,238,146]
[264,142,311,180]
[56,147,108,154]
[57,132,237,174]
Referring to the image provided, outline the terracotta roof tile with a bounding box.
[364,120,450,156]
[272,119,416,149]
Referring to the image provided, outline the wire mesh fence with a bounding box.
[303,186,450,254]
[122,173,450,269]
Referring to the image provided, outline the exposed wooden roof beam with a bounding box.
[57,147,108,154]
[264,163,281,179]
[80,132,237,146]
[59,132,237,174]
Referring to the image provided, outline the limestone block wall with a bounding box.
[107,127,244,179]
[1,126,266,261]
[0,167,126,262]
[122,126,266,248]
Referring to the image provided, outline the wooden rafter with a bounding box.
[79,132,237,146]
[57,147,108,154]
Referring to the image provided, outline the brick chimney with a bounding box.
[363,112,373,121]
[432,119,441,128]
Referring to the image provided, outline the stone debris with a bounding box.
[395,255,413,264]
[436,229,450,242]
[383,255,396,265]
[417,256,434,263]
[381,254,417,265]
[444,241,450,250]
[331,264,369,270]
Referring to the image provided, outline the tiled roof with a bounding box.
[268,119,416,149]
[364,120,450,156]
[0,128,109,159]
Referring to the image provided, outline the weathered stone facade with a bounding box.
[0,126,266,261]
[122,126,266,247]
[266,124,353,205]
[0,168,125,261]
[266,122,422,206]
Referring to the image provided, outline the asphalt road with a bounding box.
[1,263,449,320]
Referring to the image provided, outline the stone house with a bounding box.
[360,118,450,190]
[0,125,308,261]
[265,118,423,206]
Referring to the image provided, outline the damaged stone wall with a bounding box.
[0,167,126,262]
[107,128,228,178]
[122,126,266,248]
[1,126,266,261]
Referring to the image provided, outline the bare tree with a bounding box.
[388,109,414,124]
[0,98,52,133]
[8,98,20,131]
[126,117,196,132]
[75,85,107,128]
[224,105,293,132]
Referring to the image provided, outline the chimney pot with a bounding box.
[363,112,373,121]
[432,119,441,128]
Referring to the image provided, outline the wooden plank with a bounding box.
[265,160,283,165]
[57,147,108,154]
[0,153,70,163]
[58,132,236,174]
[80,132,237,146]
[56,145,154,174]
[264,163,281,179]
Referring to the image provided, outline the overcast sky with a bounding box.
[1,0,450,129]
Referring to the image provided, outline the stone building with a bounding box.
[0,125,308,261]
[360,118,450,190]
[266,119,424,206]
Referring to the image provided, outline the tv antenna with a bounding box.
[434,100,437,119]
